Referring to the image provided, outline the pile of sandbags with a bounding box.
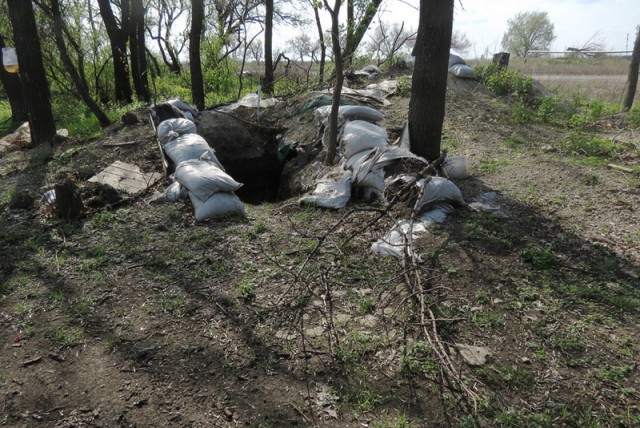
[301,104,468,259]
[151,101,245,220]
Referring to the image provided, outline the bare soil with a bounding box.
[1,74,639,427]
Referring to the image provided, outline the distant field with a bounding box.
[472,56,639,103]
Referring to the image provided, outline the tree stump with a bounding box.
[55,179,83,219]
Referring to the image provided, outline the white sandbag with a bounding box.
[164,134,223,170]
[149,181,188,204]
[341,120,388,158]
[449,64,477,79]
[167,98,199,118]
[175,160,242,202]
[371,219,429,259]
[299,173,352,209]
[189,191,245,221]
[315,105,383,127]
[156,118,197,145]
[415,177,465,214]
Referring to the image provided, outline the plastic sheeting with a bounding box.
[299,173,352,209]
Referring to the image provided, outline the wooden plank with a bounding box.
[88,161,162,195]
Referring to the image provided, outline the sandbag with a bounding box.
[299,172,352,209]
[156,118,197,146]
[449,64,477,79]
[149,181,188,204]
[315,105,383,126]
[415,177,465,213]
[448,54,466,68]
[164,134,223,170]
[189,191,245,221]
[341,120,388,158]
[167,98,198,120]
[175,160,242,202]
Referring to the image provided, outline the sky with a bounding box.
[280,0,640,59]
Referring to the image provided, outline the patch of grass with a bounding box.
[345,387,383,412]
[478,158,508,174]
[247,221,269,240]
[520,247,555,270]
[552,333,586,354]
[399,341,438,377]
[396,76,411,97]
[560,133,625,158]
[161,292,186,313]
[502,137,526,149]
[236,277,256,302]
[357,297,375,315]
[45,327,83,349]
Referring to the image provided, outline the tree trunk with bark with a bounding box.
[621,26,640,112]
[189,0,205,110]
[263,0,274,95]
[49,0,111,128]
[323,0,343,165]
[343,0,382,67]
[97,0,133,103]
[312,1,326,86]
[408,0,454,161]
[0,35,28,122]
[7,0,56,146]
[129,0,150,102]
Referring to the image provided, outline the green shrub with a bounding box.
[396,76,412,97]
[626,105,640,129]
[477,64,534,101]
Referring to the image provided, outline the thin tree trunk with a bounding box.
[343,0,382,67]
[621,26,640,112]
[323,0,343,165]
[0,35,28,122]
[97,0,133,103]
[130,0,150,101]
[190,0,205,110]
[312,2,326,86]
[49,0,111,128]
[263,0,274,95]
[7,0,56,147]
[408,0,453,161]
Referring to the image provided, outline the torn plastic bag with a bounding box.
[370,219,429,259]
[415,177,465,214]
[167,98,198,121]
[175,159,243,202]
[149,181,188,204]
[299,172,352,209]
[234,93,278,109]
[189,191,245,221]
[449,64,477,79]
[164,134,223,170]
[156,118,197,146]
[341,120,388,158]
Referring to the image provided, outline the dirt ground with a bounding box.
[1,73,639,427]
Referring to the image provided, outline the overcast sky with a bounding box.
[278,0,639,59]
[381,0,639,57]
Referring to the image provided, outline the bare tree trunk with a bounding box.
[621,26,640,112]
[48,0,111,128]
[263,0,274,95]
[190,0,205,110]
[323,0,343,165]
[311,1,326,86]
[343,0,382,67]
[97,0,133,103]
[7,0,56,147]
[0,35,28,122]
[408,0,453,161]
[130,0,151,102]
